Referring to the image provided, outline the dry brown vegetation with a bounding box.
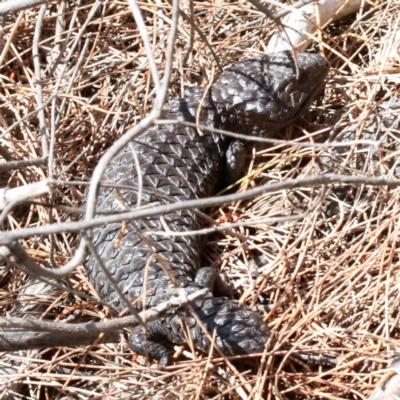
[1,0,400,399]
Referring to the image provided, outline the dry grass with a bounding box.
[1,0,400,399]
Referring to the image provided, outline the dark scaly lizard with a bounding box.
[85,51,330,366]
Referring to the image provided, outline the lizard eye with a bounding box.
[298,72,309,84]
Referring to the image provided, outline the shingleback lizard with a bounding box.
[85,51,330,366]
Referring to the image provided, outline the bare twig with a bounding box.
[32,4,49,158]
[0,180,50,211]
[1,174,399,245]
[79,0,180,276]
[0,157,48,171]
[0,0,47,14]
[0,288,208,351]
[127,0,161,92]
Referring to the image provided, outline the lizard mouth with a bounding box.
[269,56,331,130]
[277,54,330,127]
[289,71,330,122]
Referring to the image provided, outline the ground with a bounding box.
[1,0,400,399]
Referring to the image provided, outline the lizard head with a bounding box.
[211,51,330,135]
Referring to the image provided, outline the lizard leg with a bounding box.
[194,267,233,295]
[224,140,246,186]
[130,321,172,368]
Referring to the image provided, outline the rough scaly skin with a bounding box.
[85,51,330,366]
